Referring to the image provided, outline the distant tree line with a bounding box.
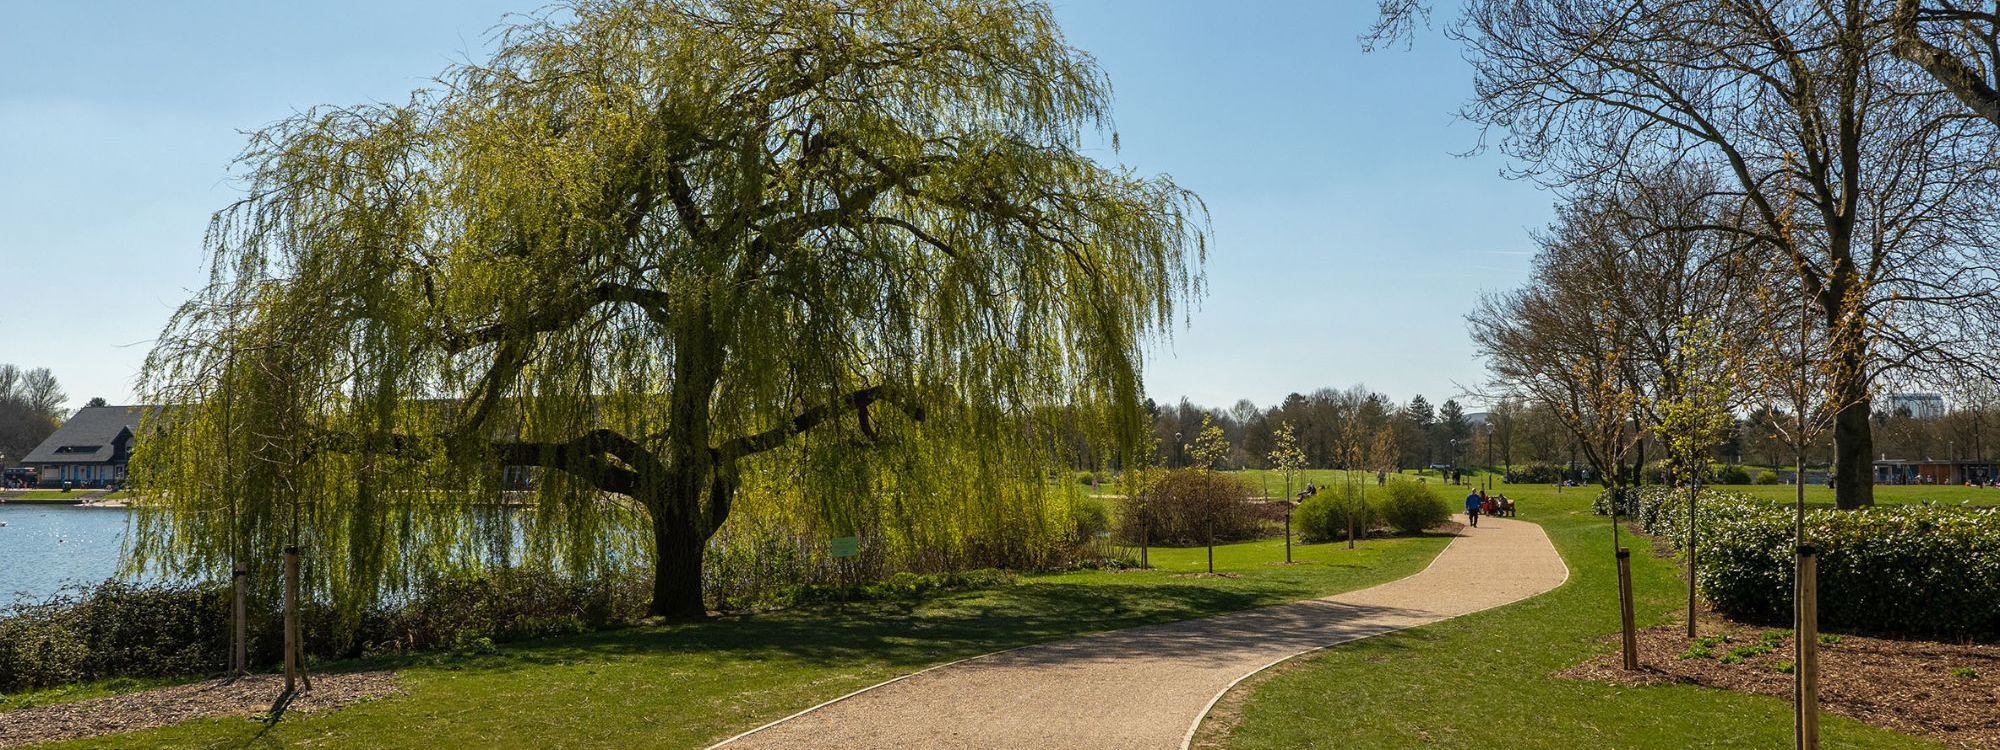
[1130,383,2000,478]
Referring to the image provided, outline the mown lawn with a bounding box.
[1,490,87,502]
[1726,481,2000,508]
[32,534,1449,749]
[1211,483,1940,750]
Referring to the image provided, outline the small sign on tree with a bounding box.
[829,536,860,558]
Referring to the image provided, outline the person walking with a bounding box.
[1464,489,1482,528]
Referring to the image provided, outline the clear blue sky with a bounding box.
[0,1,1550,414]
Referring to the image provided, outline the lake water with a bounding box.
[0,505,138,606]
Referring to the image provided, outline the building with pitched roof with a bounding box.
[17,405,155,488]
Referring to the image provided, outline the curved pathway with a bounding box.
[711,516,1569,750]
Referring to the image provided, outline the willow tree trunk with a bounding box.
[650,510,711,620]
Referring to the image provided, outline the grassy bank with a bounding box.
[1210,483,1939,750]
[29,534,1448,749]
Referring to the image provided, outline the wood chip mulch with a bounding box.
[0,671,401,748]
[1559,621,2000,750]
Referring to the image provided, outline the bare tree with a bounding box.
[1433,0,2000,508]
[20,368,65,419]
[1891,0,2000,126]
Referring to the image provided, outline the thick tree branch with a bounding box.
[1893,0,2000,127]
[716,384,923,462]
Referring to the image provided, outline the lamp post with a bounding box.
[1484,424,1494,490]
[1449,438,1459,485]
[1174,431,1184,469]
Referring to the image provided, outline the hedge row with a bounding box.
[1599,486,2000,639]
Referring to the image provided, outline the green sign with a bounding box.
[829,536,860,558]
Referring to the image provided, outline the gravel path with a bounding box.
[712,516,1568,750]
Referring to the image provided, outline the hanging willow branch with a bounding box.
[128,0,1207,622]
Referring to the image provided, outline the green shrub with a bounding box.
[1115,469,1262,546]
[1504,462,1566,484]
[0,568,654,694]
[1715,465,1752,484]
[1069,496,1112,543]
[1619,487,2000,639]
[1375,481,1450,534]
[1754,470,1780,485]
[1297,488,1376,543]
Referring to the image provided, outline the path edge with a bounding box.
[1177,518,1573,750]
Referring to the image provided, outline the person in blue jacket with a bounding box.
[1465,490,1483,528]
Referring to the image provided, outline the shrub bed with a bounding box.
[1115,469,1262,546]
[1297,488,1376,543]
[1599,486,2000,639]
[0,569,655,694]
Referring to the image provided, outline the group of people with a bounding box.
[1462,488,1514,527]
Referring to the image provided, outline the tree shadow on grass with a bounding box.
[415,580,1314,680]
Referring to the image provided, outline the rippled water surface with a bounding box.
[0,505,135,605]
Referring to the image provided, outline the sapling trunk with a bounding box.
[1687,482,1698,639]
[1617,547,1639,671]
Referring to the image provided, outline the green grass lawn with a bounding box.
[31,534,1449,749]
[1,490,86,502]
[1211,482,1940,750]
[1725,481,2000,507]
[1227,468,1470,498]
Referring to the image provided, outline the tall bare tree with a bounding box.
[1891,0,2000,126]
[1391,0,2000,508]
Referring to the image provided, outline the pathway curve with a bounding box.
[711,516,1569,750]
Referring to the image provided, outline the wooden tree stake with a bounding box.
[231,566,248,677]
[1617,548,1639,671]
[283,546,301,693]
[1796,545,1820,750]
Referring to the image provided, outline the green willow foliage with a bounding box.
[132,0,1205,620]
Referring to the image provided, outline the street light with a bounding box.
[1449,438,1460,485]
[1174,431,1183,469]
[1484,424,1494,490]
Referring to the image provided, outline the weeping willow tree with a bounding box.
[131,0,1205,621]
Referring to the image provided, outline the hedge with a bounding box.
[1598,486,2000,639]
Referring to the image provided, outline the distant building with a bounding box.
[17,405,155,488]
[1872,458,1997,485]
[1883,392,1946,419]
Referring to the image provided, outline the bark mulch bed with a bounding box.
[0,671,401,749]
[1559,621,1999,750]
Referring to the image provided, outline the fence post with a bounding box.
[1796,545,1819,750]
[1617,548,1639,671]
